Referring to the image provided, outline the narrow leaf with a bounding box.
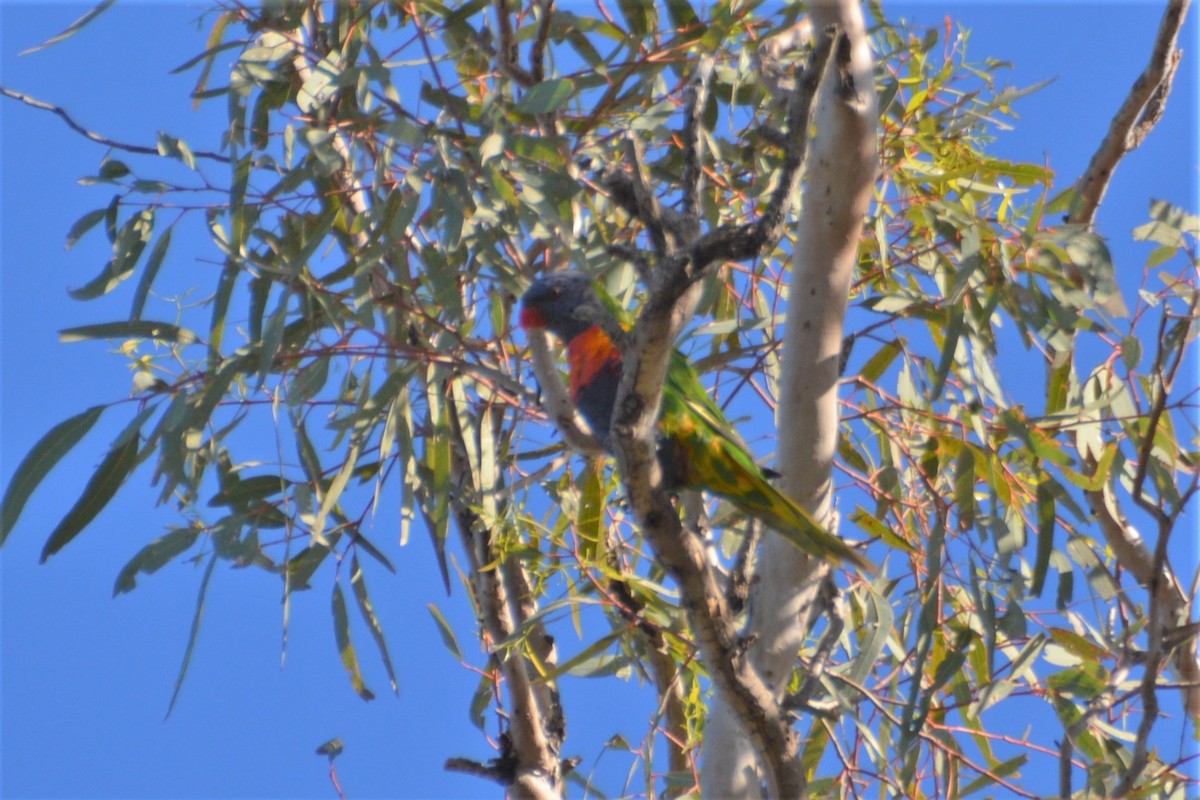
[350,557,398,695]
[333,583,375,701]
[20,0,116,55]
[851,582,894,685]
[427,603,463,661]
[166,553,217,717]
[41,432,139,562]
[186,11,236,109]
[65,208,108,250]
[516,78,575,114]
[575,460,605,558]
[930,306,964,399]
[59,320,196,345]
[859,338,904,383]
[1031,474,1055,597]
[312,440,359,544]
[256,291,290,386]
[1,405,105,546]
[130,227,172,320]
[209,260,239,364]
[114,525,201,596]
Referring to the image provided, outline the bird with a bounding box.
[519,271,871,571]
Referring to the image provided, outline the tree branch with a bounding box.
[1,85,232,164]
[702,3,878,795]
[681,55,714,229]
[600,534,692,784]
[1067,0,1190,226]
[1029,0,1195,785]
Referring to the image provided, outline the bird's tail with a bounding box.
[719,475,874,573]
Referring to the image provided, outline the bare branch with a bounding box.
[494,0,535,87]
[682,56,715,228]
[755,18,815,107]
[528,0,555,84]
[445,755,511,784]
[1086,477,1200,722]
[1068,0,1190,225]
[671,26,839,283]
[0,85,232,164]
[700,1,878,793]
[787,576,844,714]
[600,529,692,782]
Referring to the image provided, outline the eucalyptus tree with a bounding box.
[2,1,1195,797]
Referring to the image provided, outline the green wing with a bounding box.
[590,277,870,570]
[661,352,872,571]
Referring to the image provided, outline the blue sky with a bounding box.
[1,2,1197,798]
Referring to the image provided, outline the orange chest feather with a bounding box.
[566,326,621,398]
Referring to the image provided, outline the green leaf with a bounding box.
[954,445,976,530]
[209,260,239,363]
[298,50,344,112]
[98,159,131,181]
[286,542,331,592]
[350,557,398,696]
[41,431,140,562]
[315,737,344,759]
[549,631,626,679]
[851,506,914,554]
[859,338,904,384]
[960,754,1028,797]
[1031,475,1055,598]
[312,439,359,545]
[420,378,451,593]
[468,673,493,731]
[1,405,106,546]
[114,525,201,596]
[664,0,700,30]
[59,320,197,345]
[1047,627,1111,662]
[293,356,330,404]
[427,603,462,661]
[851,582,894,685]
[257,290,290,387]
[65,208,108,250]
[131,227,172,320]
[68,261,128,300]
[166,553,217,718]
[207,474,286,508]
[575,460,605,558]
[69,209,154,300]
[930,306,964,399]
[333,583,375,701]
[19,0,116,55]
[516,78,575,115]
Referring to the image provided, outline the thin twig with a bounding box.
[1,85,232,164]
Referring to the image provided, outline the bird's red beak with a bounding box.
[519,306,546,330]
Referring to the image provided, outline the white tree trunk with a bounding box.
[700,1,877,795]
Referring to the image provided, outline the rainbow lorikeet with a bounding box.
[519,272,870,571]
